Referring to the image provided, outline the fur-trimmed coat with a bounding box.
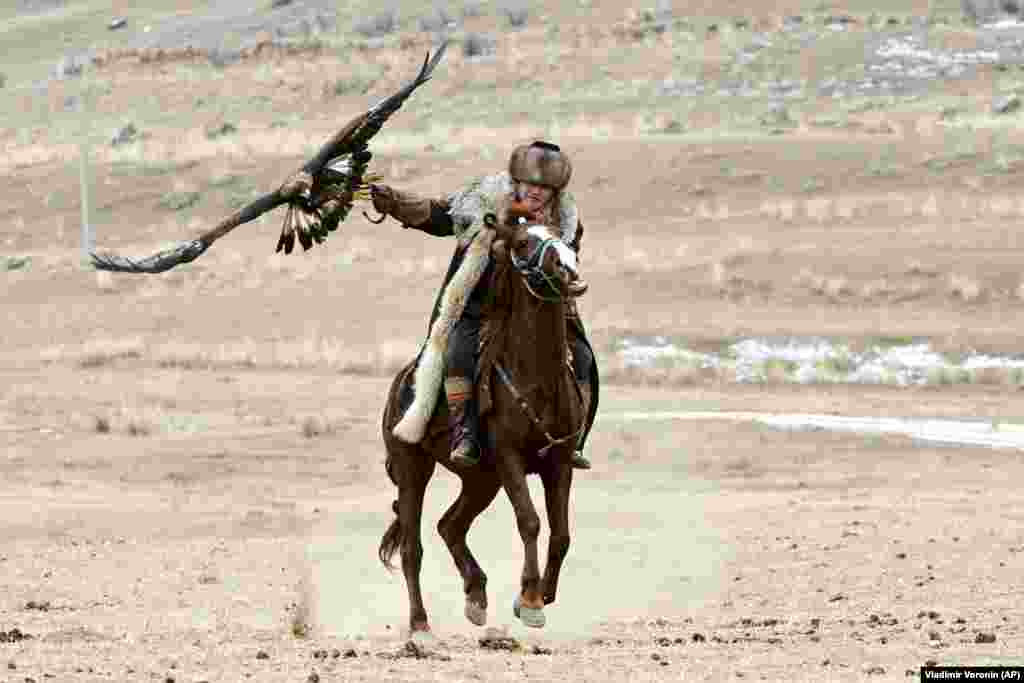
[390,171,595,445]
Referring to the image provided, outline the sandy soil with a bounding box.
[4,1,1024,681]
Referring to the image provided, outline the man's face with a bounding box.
[513,181,555,216]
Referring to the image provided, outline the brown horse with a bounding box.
[379,203,588,636]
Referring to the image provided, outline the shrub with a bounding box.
[354,9,399,37]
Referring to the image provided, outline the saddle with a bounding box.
[391,318,585,444]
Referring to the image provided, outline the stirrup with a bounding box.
[570,450,591,470]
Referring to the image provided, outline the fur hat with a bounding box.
[508,141,572,190]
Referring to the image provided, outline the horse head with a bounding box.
[484,199,578,302]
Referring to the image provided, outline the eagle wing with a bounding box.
[91,40,449,273]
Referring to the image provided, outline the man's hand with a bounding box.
[370,184,397,218]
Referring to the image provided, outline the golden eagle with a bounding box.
[91,41,448,273]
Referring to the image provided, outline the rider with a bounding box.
[370,141,598,470]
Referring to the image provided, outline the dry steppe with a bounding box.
[3,1,1024,681]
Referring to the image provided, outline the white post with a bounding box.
[78,72,93,262]
[78,137,92,259]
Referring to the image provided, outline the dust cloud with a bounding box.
[306,467,729,642]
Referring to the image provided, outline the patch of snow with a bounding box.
[610,410,1024,451]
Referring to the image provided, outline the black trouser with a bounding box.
[570,333,593,383]
[446,316,480,379]
[448,316,593,383]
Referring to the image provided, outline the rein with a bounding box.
[494,360,583,458]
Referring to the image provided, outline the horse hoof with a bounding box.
[465,600,487,627]
[512,596,545,629]
[409,628,439,649]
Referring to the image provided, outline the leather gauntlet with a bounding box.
[370,185,434,228]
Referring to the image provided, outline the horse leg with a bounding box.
[540,460,573,606]
[396,453,436,636]
[437,470,502,627]
[496,449,546,628]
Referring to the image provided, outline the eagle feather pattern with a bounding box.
[390,171,580,444]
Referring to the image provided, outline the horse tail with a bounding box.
[379,498,403,570]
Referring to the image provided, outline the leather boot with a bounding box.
[571,381,593,470]
[446,376,480,468]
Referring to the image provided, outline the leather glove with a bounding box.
[370,184,397,217]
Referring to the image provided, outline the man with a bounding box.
[370,141,597,469]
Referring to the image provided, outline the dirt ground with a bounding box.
[4,1,1024,681]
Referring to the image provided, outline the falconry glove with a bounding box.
[371,184,437,229]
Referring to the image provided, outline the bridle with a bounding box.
[489,218,582,458]
[507,224,568,303]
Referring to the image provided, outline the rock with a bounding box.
[255,650,269,660]
[866,665,887,675]
[462,33,496,59]
[760,102,796,128]
[353,10,398,37]
[975,632,997,643]
[108,17,127,30]
[207,47,242,68]
[657,77,705,98]
[419,7,456,33]
[992,94,1020,115]
[54,55,86,79]
[307,673,320,683]
[691,632,707,642]
[110,124,138,147]
[271,0,294,6]
[479,626,520,651]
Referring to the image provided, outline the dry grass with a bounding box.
[599,352,722,387]
[86,399,157,437]
[793,269,853,299]
[40,335,416,375]
[289,566,316,639]
[948,273,984,303]
[297,414,351,439]
[41,336,146,368]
